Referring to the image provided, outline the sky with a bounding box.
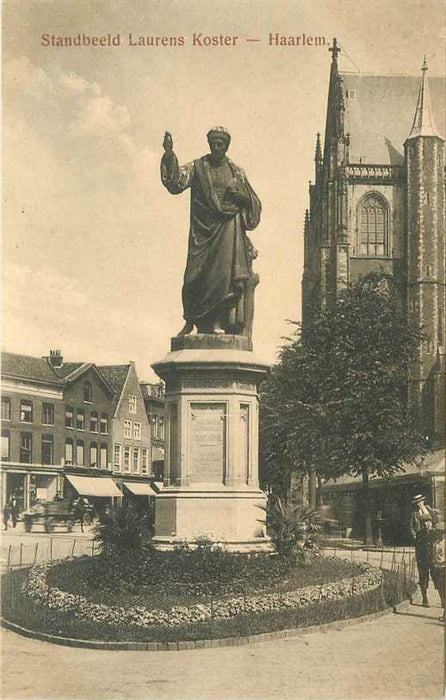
[2,0,445,381]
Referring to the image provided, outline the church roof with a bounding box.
[340,72,445,164]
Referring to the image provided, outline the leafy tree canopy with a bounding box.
[260,271,428,495]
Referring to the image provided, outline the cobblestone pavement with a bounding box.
[2,589,444,700]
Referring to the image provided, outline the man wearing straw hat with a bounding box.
[410,493,439,607]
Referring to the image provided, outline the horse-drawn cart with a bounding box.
[23,499,75,533]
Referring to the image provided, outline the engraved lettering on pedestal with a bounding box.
[182,378,233,389]
[190,403,226,483]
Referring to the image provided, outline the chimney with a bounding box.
[48,349,64,368]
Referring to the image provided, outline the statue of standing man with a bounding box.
[161,127,261,337]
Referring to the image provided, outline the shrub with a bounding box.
[93,504,150,556]
[258,496,321,561]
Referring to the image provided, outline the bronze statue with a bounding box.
[161,127,261,337]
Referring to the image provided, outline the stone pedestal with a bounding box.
[151,334,271,551]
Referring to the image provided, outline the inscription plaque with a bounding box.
[190,403,226,483]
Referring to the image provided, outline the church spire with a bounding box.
[314,133,322,180]
[315,132,322,164]
[407,57,440,139]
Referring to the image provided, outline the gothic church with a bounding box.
[303,40,445,448]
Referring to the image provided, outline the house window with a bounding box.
[426,265,432,277]
[65,405,74,428]
[65,439,73,465]
[20,400,33,423]
[425,192,431,205]
[76,440,85,466]
[100,444,108,469]
[133,421,141,440]
[159,418,165,440]
[124,445,131,472]
[2,430,10,462]
[133,447,140,473]
[90,411,98,433]
[76,409,85,431]
[114,444,122,471]
[358,194,389,256]
[124,420,132,438]
[1,397,11,421]
[100,414,108,435]
[83,382,92,403]
[42,403,54,426]
[90,442,98,468]
[41,435,54,465]
[142,448,149,474]
[129,395,137,414]
[20,433,32,463]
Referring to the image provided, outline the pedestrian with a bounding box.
[72,497,85,533]
[430,522,445,622]
[3,503,10,530]
[10,497,19,529]
[100,505,113,527]
[410,493,439,607]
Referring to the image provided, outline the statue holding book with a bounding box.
[161,127,261,337]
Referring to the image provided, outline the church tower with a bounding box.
[405,58,446,444]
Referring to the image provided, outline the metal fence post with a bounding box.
[71,539,76,558]
[19,543,23,568]
[34,542,39,565]
[49,538,53,561]
[7,544,12,571]
[91,540,95,557]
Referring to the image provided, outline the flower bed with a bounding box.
[24,558,383,630]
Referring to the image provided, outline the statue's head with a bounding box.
[207,126,231,160]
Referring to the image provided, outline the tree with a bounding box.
[260,271,429,544]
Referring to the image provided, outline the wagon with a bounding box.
[23,499,75,533]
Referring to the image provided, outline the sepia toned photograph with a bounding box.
[1,1,445,698]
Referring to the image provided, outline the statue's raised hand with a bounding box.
[163,131,174,152]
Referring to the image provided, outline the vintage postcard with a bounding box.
[2,1,445,699]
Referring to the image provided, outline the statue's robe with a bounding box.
[161,153,261,332]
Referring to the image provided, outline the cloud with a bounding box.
[4,57,136,164]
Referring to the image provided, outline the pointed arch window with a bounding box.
[357,194,389,257]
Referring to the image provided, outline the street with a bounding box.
[1,522,94,570]
[1,589,444,700]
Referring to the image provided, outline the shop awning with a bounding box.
[123,481,158,496]
[66,475,122,497]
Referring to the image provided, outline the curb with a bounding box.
[1,603,402,652]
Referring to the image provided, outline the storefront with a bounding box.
[1,467,62,512]
[64,474,123,520]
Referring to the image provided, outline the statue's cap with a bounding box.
[207,126,231,143]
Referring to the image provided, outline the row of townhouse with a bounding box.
[1,349,165,514]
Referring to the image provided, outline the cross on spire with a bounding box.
[329,38,341,63]
[422,55,428,73]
